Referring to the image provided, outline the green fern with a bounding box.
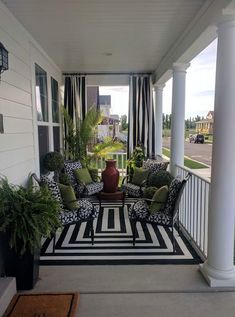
[0,177,61,255]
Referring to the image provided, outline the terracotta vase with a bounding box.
[102,160,119,193]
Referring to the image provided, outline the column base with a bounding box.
[200,262,235,287]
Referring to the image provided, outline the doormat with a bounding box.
[3,292,79,317]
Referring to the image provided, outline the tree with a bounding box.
[121,115,128,131]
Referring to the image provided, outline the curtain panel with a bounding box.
[128,75,155,158]
[64,75,87,122]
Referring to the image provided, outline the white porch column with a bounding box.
[154,83,165,157]
[200,17,235,287]
[170,63,190,176]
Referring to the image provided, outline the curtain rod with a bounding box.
[62,72,152,76]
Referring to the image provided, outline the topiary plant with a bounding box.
[43,151,64,181]
[43,151,64,172]
[59,173,71,186]
[148,170,174,188]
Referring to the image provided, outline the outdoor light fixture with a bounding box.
[0,42,9,81]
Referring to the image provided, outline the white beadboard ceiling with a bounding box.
[2,0,206,73]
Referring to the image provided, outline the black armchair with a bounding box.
[31,173,99,249]
[128,173,191,252]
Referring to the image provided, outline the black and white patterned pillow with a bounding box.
[64,161,82,187]
[143,159,169,174]
[41,175,63,209]
[164,177,182,215]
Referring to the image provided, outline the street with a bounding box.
[163,138,212,166]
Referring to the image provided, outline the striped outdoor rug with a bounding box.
[40,199,201,265]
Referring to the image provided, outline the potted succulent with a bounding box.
[0,177,61,290]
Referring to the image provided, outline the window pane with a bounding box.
[53,126,60,152]
[35,64,48,122]
[38,126,49,174]
[51,77,59,123]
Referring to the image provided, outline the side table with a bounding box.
[98,191,125,208]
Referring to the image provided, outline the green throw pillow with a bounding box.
[143,186,158,199]
[88,168,99,182]
[74,168,93,185]
[58,184,78,210]
[149,185,168,213]
[132,167,149,186]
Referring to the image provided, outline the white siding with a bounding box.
[0,1,62,185]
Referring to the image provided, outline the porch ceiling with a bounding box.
[2,0,206,73]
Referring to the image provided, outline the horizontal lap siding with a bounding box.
[0,1,62,277]
[0,8,34,184]
[0,1,61,186]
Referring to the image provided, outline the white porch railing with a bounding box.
[93,152,127,179]
[176,164,210,260]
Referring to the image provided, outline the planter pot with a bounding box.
[102,160,119,193]
[0,233,40,290]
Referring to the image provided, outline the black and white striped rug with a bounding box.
[40,200,201,265]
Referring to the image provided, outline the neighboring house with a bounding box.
[195,111,214,134]
[98,95,120,140]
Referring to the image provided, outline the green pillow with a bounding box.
[88,168,99,182]
[74,168,93,185]
[143,186,158,199]
[149,185,168,213]
[58,184,78,210]
[132,167,149,186]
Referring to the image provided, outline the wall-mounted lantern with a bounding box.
[0,42,9,81]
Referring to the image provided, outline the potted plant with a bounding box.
[127,144,146,179]
[43,151,64,181]
[0,177,61,290]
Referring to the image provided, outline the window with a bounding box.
[35,64,48,122]
[38,126,49,174]
[35,64,61,174]
[51,77,59,123]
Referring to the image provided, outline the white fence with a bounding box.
[176,164,210,259]
[94,152,127,178]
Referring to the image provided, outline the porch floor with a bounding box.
[26,265,235,316]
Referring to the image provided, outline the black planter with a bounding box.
[0,233,40,290]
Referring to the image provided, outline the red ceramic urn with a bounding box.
[102,160,119,193]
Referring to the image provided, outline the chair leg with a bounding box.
[172,225,176,253]
[90,220,94,245]
[131,220,137,246]
[52,232,56,253]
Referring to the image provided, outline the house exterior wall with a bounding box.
[0,1,62,276]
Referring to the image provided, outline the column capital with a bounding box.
[154,82,165,91]
[217,14,235,30]
[172,62,190,73]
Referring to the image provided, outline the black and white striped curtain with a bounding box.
[64,75,87,122]
[128,75,155,158]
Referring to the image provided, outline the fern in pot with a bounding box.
[0,177,61,290]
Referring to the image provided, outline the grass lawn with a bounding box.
[162,148,208,169]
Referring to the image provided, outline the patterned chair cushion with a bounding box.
[143,159,169,174]
[64,161,82,187]
[85,182,104,196]
[41,175,63,209]
[164,177,182,215]
[128,199,172,226]
[59,199,99,225]
[122,183,145,198]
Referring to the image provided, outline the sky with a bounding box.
[99,39,217,119]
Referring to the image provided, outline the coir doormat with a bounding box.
[3,292,79,317]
